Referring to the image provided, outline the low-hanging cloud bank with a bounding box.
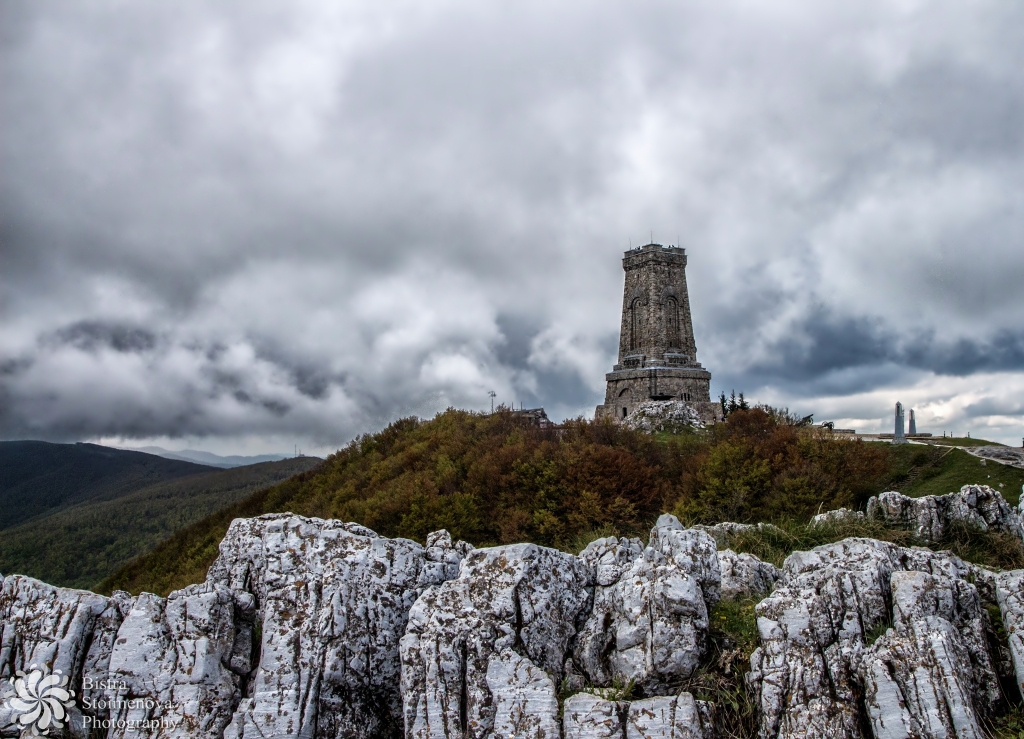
[2,0,1023,452]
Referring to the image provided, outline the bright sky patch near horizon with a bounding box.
[2,0,1023,455]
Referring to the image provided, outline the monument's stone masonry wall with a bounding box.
[596,244,721,423]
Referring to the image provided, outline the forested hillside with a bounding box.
[0,456,321,590]
[101,407,903,596]
[0,441,213,530]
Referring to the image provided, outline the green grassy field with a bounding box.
[879,442,1024,504]
[922,436,1005,448]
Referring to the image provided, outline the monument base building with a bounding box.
[595,243,722,424]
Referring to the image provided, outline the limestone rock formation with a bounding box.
[809,508,864,528]
[626,694,713,739]
[622,401,705,433]
[749,537,1001,739]
[578,536,644,588]
[0,575,131,736]
[4,486,1024,739]
[694,522,784,549]
[486,650,561,739]
[866,484,1024,542]
[717,550,779,600]
[562,692,712,739]
[858,570,996,739]
[996,569,1024,701]
[563,693,625,739]
[1,515,472,739]
[401,543,591,739]
[967,446,1024,470]
[214,516,470,739]
[572,515,720,694]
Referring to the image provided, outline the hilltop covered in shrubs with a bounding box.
[101,406,894,595]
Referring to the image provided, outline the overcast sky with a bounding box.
[2,0,1023,454]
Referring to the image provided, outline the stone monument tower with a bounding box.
[894,402,907,444]
[595,243,720,423]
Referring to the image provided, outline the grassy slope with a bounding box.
[922,436,1005,448]
[0,457,322,590]
[879,442,1024,504]
[0,441,213,530]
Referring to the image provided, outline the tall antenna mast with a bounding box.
[488,390,496,414]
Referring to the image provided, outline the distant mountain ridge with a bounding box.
[0,440,322,589]
[127,446,294,468]
[0,441,213,530]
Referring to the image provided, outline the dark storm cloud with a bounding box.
[51,321,158,354]
[2,0,1024,449]
[728,311,1024,396]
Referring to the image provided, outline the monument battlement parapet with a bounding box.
[622,243,687,270]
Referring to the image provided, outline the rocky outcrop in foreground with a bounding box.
[866,484,1024,542]
[2,485,1024,739]
[750,539,1002,739]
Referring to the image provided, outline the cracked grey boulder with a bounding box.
[579,536,644,587]
[0,574,132,735]
[866,485,1023,542]
[563,692,712,739]
[809,508,864,528]
[749,538,999,739]
[694,522,784,549]
[573,515,720,693]
[0,518,470,739]
[563,693,626,739]
[401,542,591,739]
[717,550,779,600]
[486,650,560,739]
[214,515,469,739]
[626,694,713,739]
[996,570,1024,700]
[857,570,997,739]
[105,583,243,738]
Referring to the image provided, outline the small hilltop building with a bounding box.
[595,243,721,424]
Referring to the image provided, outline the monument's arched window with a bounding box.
[629,298,644,351]
[666,297,680,348]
